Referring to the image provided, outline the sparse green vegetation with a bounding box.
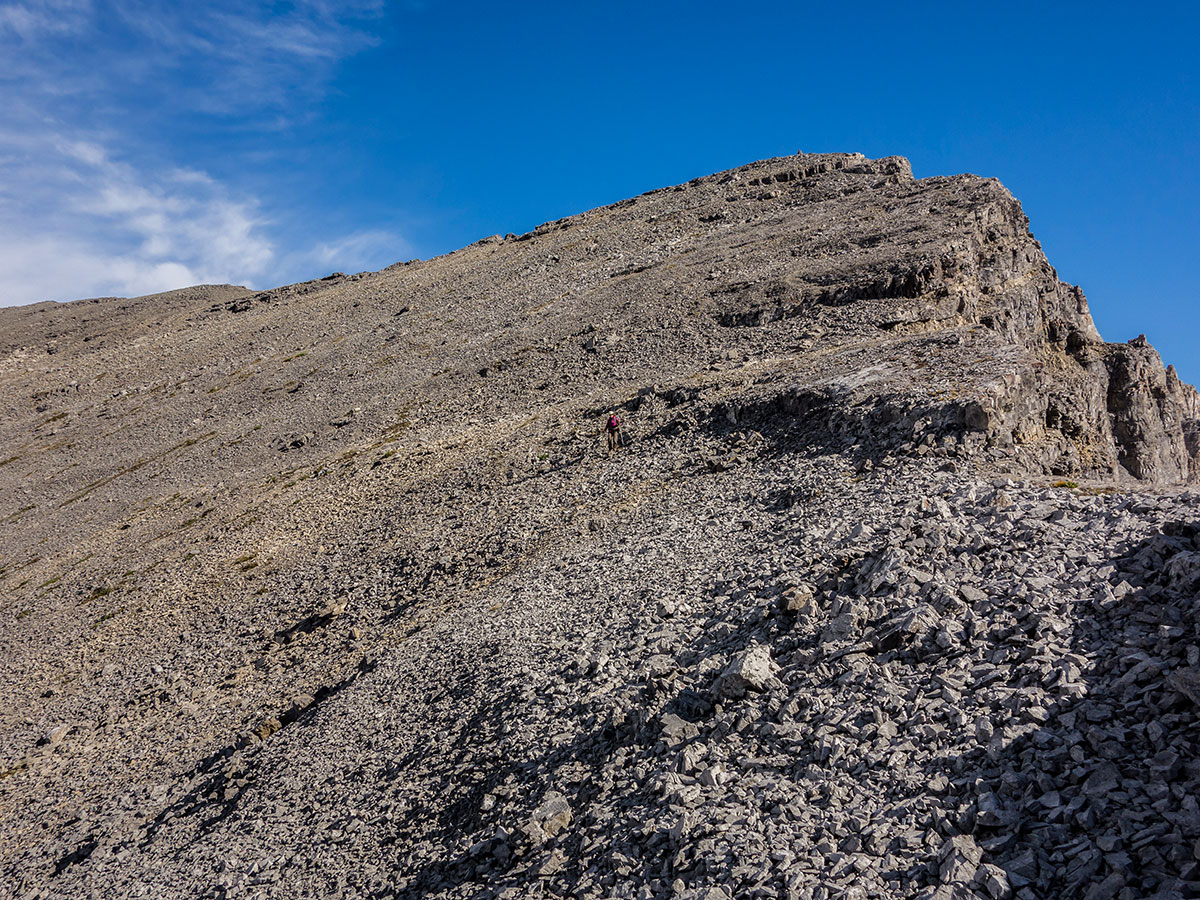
[11,554,41,573]
[1053,480,1080,489]
[92,608,123,627]
[368,412,412,451]
[4,504,37,524]
[375,449,397,465]
[60,433,216,506]
[15,609,31,620]
[1076,485,1122,496]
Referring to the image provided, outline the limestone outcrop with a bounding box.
[1,152,1197,900]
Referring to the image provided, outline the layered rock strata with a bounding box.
[1,152,1197,900]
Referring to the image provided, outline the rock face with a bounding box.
[1,152,1198,900]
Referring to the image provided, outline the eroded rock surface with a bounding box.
[1,152,1198,900]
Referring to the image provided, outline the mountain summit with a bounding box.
[3,153,1199,900]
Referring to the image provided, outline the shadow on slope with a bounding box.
[939,521,1200,900]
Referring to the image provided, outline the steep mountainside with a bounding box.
[2,153,1199,900]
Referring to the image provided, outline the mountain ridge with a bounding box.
[3,152,1200,900]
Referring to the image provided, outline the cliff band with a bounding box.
[1,153,1199,900]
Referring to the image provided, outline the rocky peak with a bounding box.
[1,152,1198,900]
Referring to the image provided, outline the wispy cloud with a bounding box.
[0,132,274,303]
[0,1,401,304]
[310,230,412,271]
[1,1,384,110]
[0,0,90,41]
[108,0,384,113]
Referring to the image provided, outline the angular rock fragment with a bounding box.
[939,835,983,884]
[975,863,1010,899]
[531,793,572,838]
[1167,667,1200,706]
[779,582,816,614]
[715,644,778,699]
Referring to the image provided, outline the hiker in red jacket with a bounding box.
[604,411,622,454]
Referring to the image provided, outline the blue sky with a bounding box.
[2,1,1198,379]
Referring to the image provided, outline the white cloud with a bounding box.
[0,1,405,305]
[0,0,90,41]
[0,132,275,303]
[0,237,199,303]
[310,229,411,272]
[0,130,409,304]
[0,1,386,114]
